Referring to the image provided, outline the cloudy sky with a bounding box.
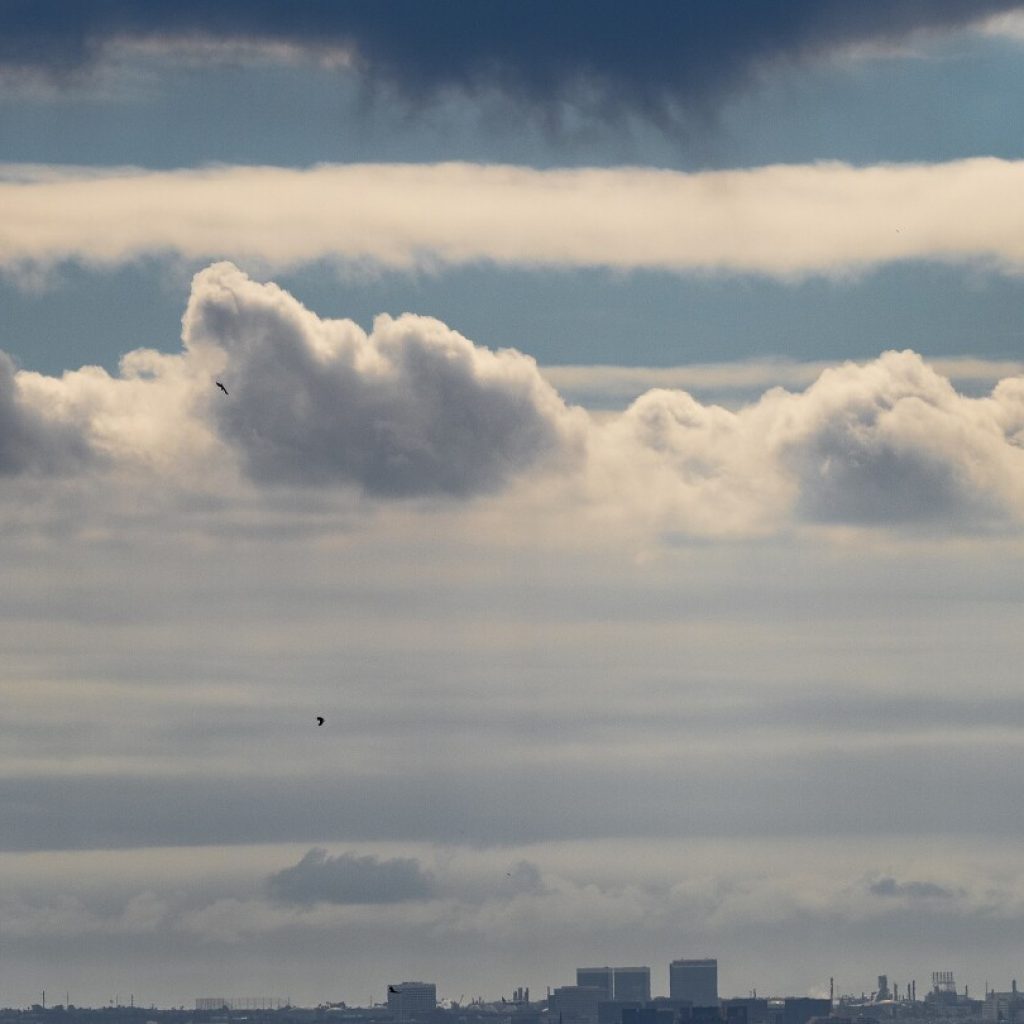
[3,0,1024,1010]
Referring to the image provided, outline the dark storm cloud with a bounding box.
[3,1,1020,119]
[266,848,434,905]
[869,877,956,900]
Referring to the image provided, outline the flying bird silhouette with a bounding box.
[389,987,401,995]
[316,716,325,726]
[215,381,228,395]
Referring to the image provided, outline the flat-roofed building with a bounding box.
[551,987,605,1024]
[614,970,652,1004]
[387,983,436,1020]
[622,1008,676,1024]
[721,999,768,1024]
[669,960,718,1008]
[578,971,615,1003]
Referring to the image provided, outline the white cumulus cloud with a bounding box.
[1,265,1023,535]
[596,350,1024,533]
[185,262,586,496]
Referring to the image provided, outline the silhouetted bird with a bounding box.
[216,381,228,395]
[389,987,401,995]
[316,716,325,726]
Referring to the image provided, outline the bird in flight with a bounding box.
[316,716,325,726]
[388,987,401,995]
[215,381,229,395]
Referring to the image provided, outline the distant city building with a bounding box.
[647,997,693,1019]
[722,999,768,1024]
[195,999,288,1011]
[578,971,615,1003]
[781,998,831,1024]
[691,1006,722,1024]
[576,968,651,1005]
[621,1008,675,1024]
[669,960,718,1007]
[984,984,1024,1024]
[614,971,652,1004]
[600,1002,642,1024]
[387,983,436,1021]
[551,987,606,1024]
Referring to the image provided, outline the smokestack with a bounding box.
[830,979,834,1006]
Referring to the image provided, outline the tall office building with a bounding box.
[551,986,604,1024]
[576,967,651,1004]
[613,969,652,1004]
[669,959,718,1007]
[578,970,615,1002]
[387,982,437,1020]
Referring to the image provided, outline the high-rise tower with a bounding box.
[669,959,718,1007]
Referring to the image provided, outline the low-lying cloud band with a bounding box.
[8,159,1024,279]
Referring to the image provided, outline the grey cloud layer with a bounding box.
[868,877,956,901]
[2,1,1019,122]
[4,837,1024,1005]
[266,849,434,905]
[2,264,1023,532]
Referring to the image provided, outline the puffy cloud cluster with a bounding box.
[0,351,94,475]
[604,350,1024,532]
[1,263,1023,534]
[779,355,1024,525]
[266,849,434,906]
[868,876,957,901]
[185,262,584,496]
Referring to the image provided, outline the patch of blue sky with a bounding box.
[4,257,1023,378]
[2,32,1024,169]
[5,28,1024,377]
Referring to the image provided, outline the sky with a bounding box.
[3,0,1024,1010]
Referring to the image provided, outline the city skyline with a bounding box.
[5,958,1019,1013]
[4,963,1018,1012]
